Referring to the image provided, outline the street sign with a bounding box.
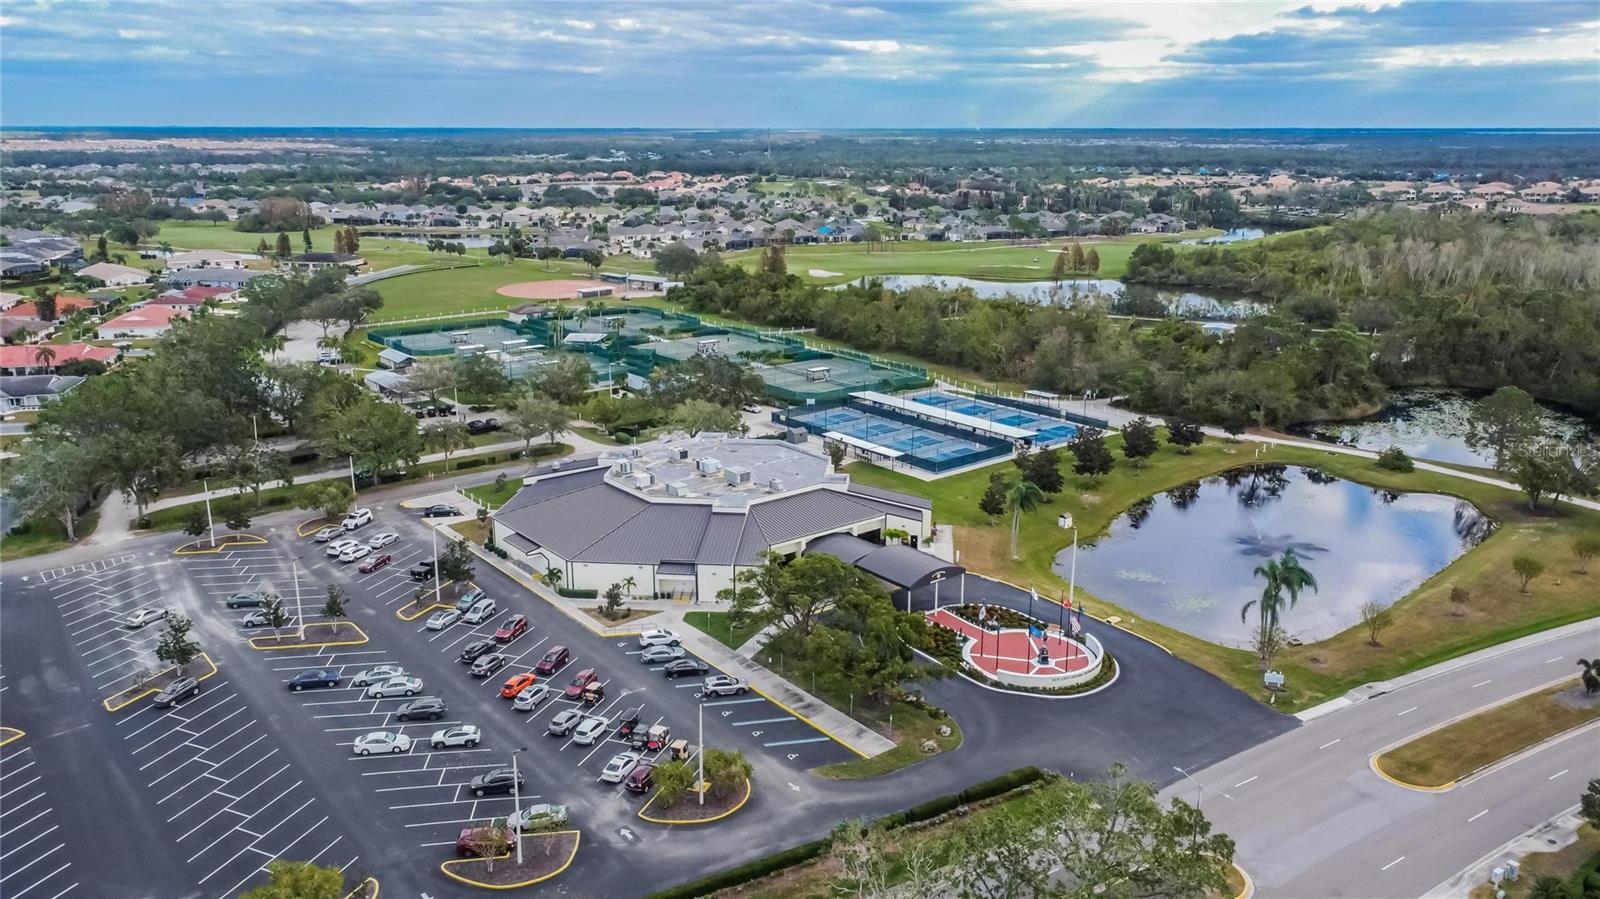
[1264,670,1286,690]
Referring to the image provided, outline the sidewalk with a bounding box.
[1422,806,1586,899]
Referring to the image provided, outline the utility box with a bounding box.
[1057,513,1074,529]
[1505,860,1519,881]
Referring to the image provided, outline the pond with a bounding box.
[1291,388,1597,468]
[1181,227,1268,245]
[1054,465,1492,646]
[380,233,498,248]
[849,275,1265,322]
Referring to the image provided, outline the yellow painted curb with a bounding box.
[175,533,268,555]
[1231,863,1254,899]
[1368,754,1457,793]
[396,579,457,621]
[297,517,336,538]
[748,686,869,760]
[343,875,379,899]
[438,830,580,890]
[638,778,752,825]
[0,727,24,748]
[249,621,370,651]
[103,652,220,712]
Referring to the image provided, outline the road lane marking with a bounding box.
[1470,679,1491,688]
[1397,706,1418,716]
[1233,776,1258,788]
[1318,738,1341,750]
[1545,656,1562,663]
[1468,809,1488,822]
[1549,769,1568,780]
[1381,856,1405,871]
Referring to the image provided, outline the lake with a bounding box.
[851,275,1265,321]
[1292,388,1597,468]
[1181,227,1268,244]
[1054,465,1492,646]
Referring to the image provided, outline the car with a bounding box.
[533,645,570,676]
[505,802,568,832]
[468,768,524,798]
[615,705,644,737]
[624,764,655,794]
[239,609,272,628]
[288,669,340,691]
[458,639,496,663]
[547,708,584,736]
[701,674,749,697]
[395,696,446,721]
[563,668,598,700]
[350,665,406,687]
[639,644,685,664]
[500,672,538,699]
[367,531,400,548]
[638,628,681,647]
[365,676,423,698]
[466,418,500,435]
[341,508,374,530]
[662,658,711,679]
[313,526,343,542]
[600,751,642,783]
[494,613,528,642]
[425,609,462,631]
[453,587,488,612]
[571,716,609,745]
[353,731,412,756]
[408,560,437,581]
[421,504,460,518]
[358,552,393,573]
[470,653,508,677]
[454,827,505,858]
[338,543,372,563]
[326,538,361,558]
[124,607,167,628]
[152,676,200,708]
[462,598,498,625]
[224,590,271,609]
[512,683,551,711]
[430,725,481,750]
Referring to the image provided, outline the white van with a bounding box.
[462,597,497,625]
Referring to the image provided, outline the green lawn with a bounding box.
[150,221,442,271]
[463,480,520,510]
[0,512,99,562]
[366,255,650,322]
[682,610,761,650]
[847,435,1600,712]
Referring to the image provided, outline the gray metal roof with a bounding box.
[495,482,647,558]
[575,504,712,564]
[696,510,748,566]
[497,465,606,516]
[804,532,877,565]
[750,489,891,545]
[846,482,932,511]
[806,533,965,590]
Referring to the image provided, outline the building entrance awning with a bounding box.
[805,532,964,591]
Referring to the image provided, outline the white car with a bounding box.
[352,731,412,756]
[367,531,400,549]
[571,716,609,746]
[600,751,642,783]
[124,607,168,628]
[430,725,481,750]
[342,508,374,530]
[350,665,406,687]
[425,609,462,631]
[638,628,681,647]
[366,676,423,699]
[326,538,361,557]
[512,683,551,712]
[338,543,372,563]
[313,526,343,543]
[701,674,749,697]
[461,598,497,625]
[506,802,569,832]
[639,644,685,664]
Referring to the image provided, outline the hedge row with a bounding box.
[644,767,1045,899]
[558,587,599,599]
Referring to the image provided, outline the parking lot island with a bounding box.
[439,830,580,889]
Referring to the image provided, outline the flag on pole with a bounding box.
[1028,624,1044,639]
[1058,588,1067,634]
[1070,603,1083,636]
[1028,584,1037,622]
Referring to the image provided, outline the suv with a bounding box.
[288,669,341,692]
[638,628,681,647]
[563,668,598,700]
[408,560,437,581]
[458,639,496,663]
[493,613,527,642]
[152,676,200,708]
[224,591,271,609]
[701,674,749,697]
[466,418,499,435]
[395,697,447,721]
[430,725,481,750]
[468,768,524,798]
[546,708,583,736]
[453,587,487,612]
[462,597,497,625]
[470,652,508,677]
[506,802,568,832]
[533,646,570,676]
[342,508,373,530]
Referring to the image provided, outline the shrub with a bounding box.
[557,587,598,599]
[1375,445,1414,472]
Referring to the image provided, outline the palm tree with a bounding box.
[619,575,638,597]
[264,334,288,360]
[543,567,563,592]
[31,343,57,372]
[1578,658,1600,695]
[1241,548,1318,634]
[1004,479,1045,561]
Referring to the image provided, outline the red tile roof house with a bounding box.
[1,295,96,320]
[0,343,121,376]
[96,304,192,340]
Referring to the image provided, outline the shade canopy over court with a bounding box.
[806,532,964,591]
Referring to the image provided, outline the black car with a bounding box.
[408,560,437,581]
[458,639,496,663]
[288,669,340,691]
[395,697,447,721]
[420,505,459,519]
[466,418,499,435]
[152,676,201,708]
[225,591,271,609]
[468,768,525,798]
[662,658,711,679]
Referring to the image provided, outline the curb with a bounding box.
[985,576,1175,656]
[395,578,457,621]
[438,830,580,890]
[249,622,370,651]
[1233,863,1254,899]
[175,533,268,555]
[0,726,24,748]
[746,686,871,760]
[296,517,335,538]
[342,876,379,899]
[103,652,220,712]
[638,778,752,825]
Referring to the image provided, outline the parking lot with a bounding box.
[0,728,79,898]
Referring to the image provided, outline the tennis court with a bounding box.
[788,405,995,466]
[645,331,779,362]
[382,322,528,356]
[907,390,1080,445]
[565,310,673,338]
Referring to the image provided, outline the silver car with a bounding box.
[367,531,400,548]
[512,683,551,712]
[350,665,406,687]
[639,644,685,664]
[124,607,168,628]
[425,609,462,631]
[571,715,609,746]
[429,725,481,750]
[366,676,423,698]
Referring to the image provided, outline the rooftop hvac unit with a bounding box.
[614,459,634,474]
[724,467,751,486]
[673,447,689,461]
[666,480,692,497]
[628,447,643,458]
[695,457,722,475]
[767,478,784,493]
[628,471,654,489]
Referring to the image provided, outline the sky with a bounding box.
[1,0,1596,129]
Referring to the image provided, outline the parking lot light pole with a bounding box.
[1172,765,1230,812]
[202,479,215,546]
[511,747,527,864]
[293,560,304,637]
[348,455,357,496]
[432,526,442,605]
[697,702,704,806]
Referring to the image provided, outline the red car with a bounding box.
[500,672,537,699]
[494,614,528,642]
[533,645,569,676]
[357,553,392,574]
[563,668,598,700]
[624,764,655,794]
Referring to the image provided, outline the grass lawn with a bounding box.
[813,699,962,780]
[463,480,520,510]
[847,434,1600,712]
[722,232,1212,285]
[150,221,440,272]
[367,254,651,322]
[0,511,99,562]
[1468,825,1600,899]
[1377,679,1600,787]
[683,610,761,650]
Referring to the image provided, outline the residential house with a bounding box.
[2,296,96,320]
[285,252,366,273]
[96,304,192,340]
[0,374,84,411]
[77,262,151,288]
[163,268,264,289]
[0,343,120,376]
[164,249,251,269]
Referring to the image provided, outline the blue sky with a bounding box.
[1,0,1596,128]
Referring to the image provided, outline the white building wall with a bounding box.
[570,561,652,594]
[695,565,736,602]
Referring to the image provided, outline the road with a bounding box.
[1165,620,1600,898]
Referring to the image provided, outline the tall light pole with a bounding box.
[511,747,527,864]
[432,525,442,606]
[697,700,705,807]
[1172,765,1231,812]
[348,455,357,496]
[292,559,304,637]
[202,478,215,546]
